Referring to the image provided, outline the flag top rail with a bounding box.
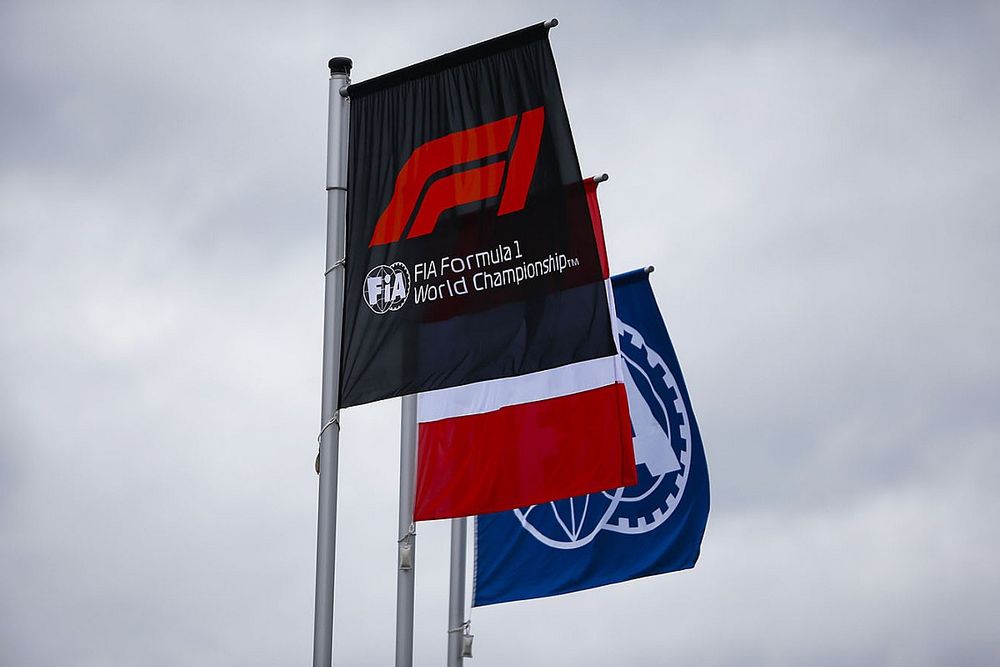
[347,20,557,98]
[611,266,655,287]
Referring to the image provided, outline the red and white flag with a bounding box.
[414,179,637,521]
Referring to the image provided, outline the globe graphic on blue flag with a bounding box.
[513,320,693,549]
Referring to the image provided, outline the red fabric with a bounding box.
[497,107,545,215]
[408,162,506,239]
[584,178,610,279]
[415,383,636,521]
[369,113,518,247]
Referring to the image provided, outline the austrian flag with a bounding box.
[414,180,636,521]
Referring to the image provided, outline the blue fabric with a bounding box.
[473,270,710,606]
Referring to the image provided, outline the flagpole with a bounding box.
[446,517,469,666]
[396,394,418,666]
[313,55,351,667]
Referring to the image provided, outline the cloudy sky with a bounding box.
[2,1,998,665]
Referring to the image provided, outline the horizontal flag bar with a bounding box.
[347,21,556,98]
[417,355,621,423]
[610,266,655,287]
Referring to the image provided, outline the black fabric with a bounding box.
[340,29,613,408]
[346,23,548,98]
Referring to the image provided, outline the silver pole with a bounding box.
[446,517,469,666]
[313,56,351,667]
[396,394,418,666]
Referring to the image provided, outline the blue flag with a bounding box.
[473,269,710,606]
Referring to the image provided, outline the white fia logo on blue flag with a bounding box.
[473,270,709,607]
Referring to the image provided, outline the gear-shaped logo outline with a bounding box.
[511,318,693,548]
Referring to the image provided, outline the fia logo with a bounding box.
[363,262,411,314]
[513,319,693,548]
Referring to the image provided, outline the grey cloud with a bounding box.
[2,1,998,665]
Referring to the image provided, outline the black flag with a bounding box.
[340,23,614,408]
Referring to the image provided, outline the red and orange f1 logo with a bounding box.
[368,107,545,247]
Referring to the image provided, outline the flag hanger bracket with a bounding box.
[317,411,340,441]
[315,411,341,475]
[447,620,470,634]
[324,257,346,276]
[398,523,416,570]
[448,620,474,658]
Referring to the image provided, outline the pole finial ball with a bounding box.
[328,57,353,75]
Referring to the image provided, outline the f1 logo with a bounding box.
[368,107,545,247]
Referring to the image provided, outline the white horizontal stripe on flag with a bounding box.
[417,354,624,423]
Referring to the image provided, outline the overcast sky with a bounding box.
[2,1,999,665]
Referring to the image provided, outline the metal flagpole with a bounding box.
[446,517,469,666]
[313,55,351,667]
[396,394,418,666]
